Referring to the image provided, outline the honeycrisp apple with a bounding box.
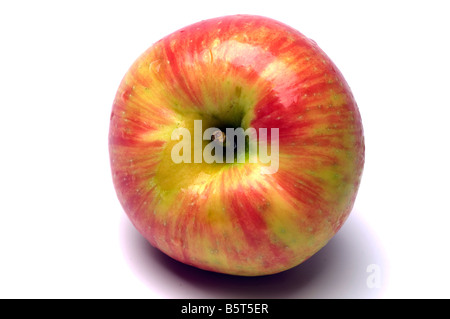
[109,15,364,276]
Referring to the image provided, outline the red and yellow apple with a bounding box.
[109,15,364,276]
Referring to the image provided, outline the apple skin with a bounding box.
[109,15,364,276]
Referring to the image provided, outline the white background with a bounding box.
[1,0,449,299]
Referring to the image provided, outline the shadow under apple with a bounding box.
[119,211,386,298]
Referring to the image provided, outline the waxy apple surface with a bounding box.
[109,15,364,276]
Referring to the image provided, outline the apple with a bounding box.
[109,15,364,276]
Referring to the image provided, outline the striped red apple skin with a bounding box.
[109,15,364,276]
